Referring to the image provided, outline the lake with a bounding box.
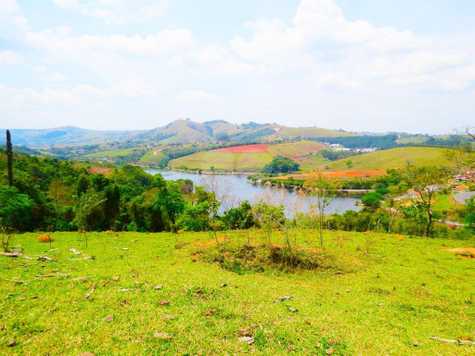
[147,170,361,217]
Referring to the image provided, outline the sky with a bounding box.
[0,0,474,134]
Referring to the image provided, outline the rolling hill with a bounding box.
[169,141,326,172]
[319,147,460,171]
[5,119,353,148]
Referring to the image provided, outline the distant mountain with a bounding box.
[7,127,144,147]
[5,119,354,148]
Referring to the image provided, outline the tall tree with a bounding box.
[6,130,13,186]
[403,165,448,237]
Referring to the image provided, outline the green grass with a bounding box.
[169,141,325,172]
[170,150,273,172]
[322,147,465,171]
[1,230,474,354]
[83,148,140,160]
[139,149,166,164]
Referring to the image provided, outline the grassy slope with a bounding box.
[169,141,325,172]
[139,149,166,164]
[322,147,459,171]
[83,148,140,160]
[0,231,474,354]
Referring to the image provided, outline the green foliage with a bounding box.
[464,197,475,229]
[0,185,33,231]
[361,192,384,210]
[263,156,300,174]
[178,187,219,231]
[222,201,255,230]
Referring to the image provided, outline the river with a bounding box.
[147,170,361,217]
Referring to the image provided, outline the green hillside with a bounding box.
[322,147,463,171]
[169,141,326,172]
[1,231,473,354]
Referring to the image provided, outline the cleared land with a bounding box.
[1,230,474,354]
[169,141,326,172]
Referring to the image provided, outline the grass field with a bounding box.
[139,149,166,165]
[83,148,140,160]
[1,230,474,354]
[169,141,326,172]
[320,147,460,171]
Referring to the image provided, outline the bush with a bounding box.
[262,156,299,174]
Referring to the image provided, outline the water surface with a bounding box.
[148,170,361,217]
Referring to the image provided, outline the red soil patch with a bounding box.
[283,169,385,181]
[320,170,386,179]
[88,167,113,176]
[216,144,269,154]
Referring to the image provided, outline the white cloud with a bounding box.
[0,50,22,64]
[52,0,168,24]
[1,0,474,132]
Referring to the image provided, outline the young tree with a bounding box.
[304,174,334,248]
[402,165,449,237]
[252,202,285,245]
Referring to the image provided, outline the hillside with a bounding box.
[320,147,462,171]
[6,120,353,148]
[1,231,473,354]
[8,127,143,147]
[169,141,326,172]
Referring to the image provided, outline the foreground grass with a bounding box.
[1,230,474,355]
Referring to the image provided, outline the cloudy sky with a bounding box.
[1,0,474,133]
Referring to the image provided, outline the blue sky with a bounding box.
[1,0,474,133]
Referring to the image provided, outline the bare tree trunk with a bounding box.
[6,130,13,186]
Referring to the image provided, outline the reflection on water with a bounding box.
[147,170,361,217]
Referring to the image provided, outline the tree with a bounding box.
[6,130,13,186]
[464,197,475,230]
[252,202,285,245]
[361,191,384,210]
[0,185,33,231]
[402,165,448,237]
[152,181,185,232]
[304,175,334,248]
[223,201,255,230]
[74,190,106,232]
[178,187,219,231]
[263,156,300,174]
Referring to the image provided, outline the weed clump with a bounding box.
[199,243,340,274]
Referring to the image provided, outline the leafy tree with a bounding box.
[222,201,255,230]
[74,190,106,231]
[0,185,33,231]
[361,192,384,210]
[152,181,185,232]
[464,197,475,230]
[402,165,449,237]
[263,156,300,174]
[178,187,219,231]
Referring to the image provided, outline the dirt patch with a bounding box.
[448,248,475,258]
[281,169,386,181]
[88,167,113,176]
[216,144,269,154]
